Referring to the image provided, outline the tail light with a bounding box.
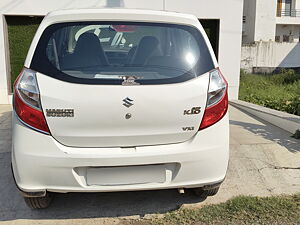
[13,68,50,134]
[200,68,228,130]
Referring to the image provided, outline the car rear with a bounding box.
[11,9,229,208]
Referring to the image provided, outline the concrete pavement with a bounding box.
[0,105,299,224]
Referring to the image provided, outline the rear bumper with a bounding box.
[12,113,229,194]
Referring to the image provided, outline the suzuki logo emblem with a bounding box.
[123,97,134,108]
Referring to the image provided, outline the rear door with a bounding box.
[31,21,215,147]
[38,73,209,147]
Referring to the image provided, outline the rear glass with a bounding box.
[31,22,214,85]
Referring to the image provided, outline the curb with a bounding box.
[230,100,300,134]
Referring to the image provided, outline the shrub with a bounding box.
[291,96,300,115]
[239,73,300,116]
[271,69,300,85]
[240,69,247,76]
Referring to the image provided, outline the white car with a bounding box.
[12,8,229,209]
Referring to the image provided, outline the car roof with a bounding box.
[42,8,199,27]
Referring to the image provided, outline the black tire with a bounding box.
[24,193,54,209]
[193,186,220,198]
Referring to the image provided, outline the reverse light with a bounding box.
[199,68,228,130]
[13,68,50,134]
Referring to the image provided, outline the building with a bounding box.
[0,0,244,104]
[276,0,300,42]
[242,0,300,73]
[243,0,300,43]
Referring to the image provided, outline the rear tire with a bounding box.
[24,193,54,209]
[193,186,220,198]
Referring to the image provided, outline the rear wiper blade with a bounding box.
[119,75,144,80]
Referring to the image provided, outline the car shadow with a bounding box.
[230,110,300,153]
[0,110,205,221]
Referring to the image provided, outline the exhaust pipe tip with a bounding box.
[178,188,185,194]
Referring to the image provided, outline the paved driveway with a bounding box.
[0,105,299,225]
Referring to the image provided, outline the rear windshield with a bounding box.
[31,22,215,85]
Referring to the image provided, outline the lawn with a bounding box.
[6,16,43,89]
[124,194,300,225]
[239,70,300,116]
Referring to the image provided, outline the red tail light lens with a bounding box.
[13,68,50,134]
[200,69,228,130]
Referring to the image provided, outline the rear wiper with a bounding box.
[119,75,143,80]
[119,75,144,86]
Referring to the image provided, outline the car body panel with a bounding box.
[37,72,209,147]
[12,111,229,193]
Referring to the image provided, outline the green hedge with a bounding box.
[6,16,42,89]
[239,69,300,116]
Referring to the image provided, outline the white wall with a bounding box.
[254,0,277,42]
[0,15,10,104]
[0,0,243,103]
[243,0,278,43]
[241,41,300,72]
[276,24,300,42]
[242,0,257,43]
[296,0,300,8]
[0,0,164,15]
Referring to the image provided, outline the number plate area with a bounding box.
[85,164,174,186]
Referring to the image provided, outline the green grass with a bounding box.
[239,70,300,116]
[125,194,300,225]
[6,16,43,89]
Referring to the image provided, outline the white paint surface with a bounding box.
[276,24,300,42]
[241,41,300,72]
[243,0,277,43]
[0,15,10,104]
[254,0,277,42]
[231,100,300,134]
[0,0,243,103]
[242,0,300,71]
[243,0,300,43]
[242,0,257,43]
